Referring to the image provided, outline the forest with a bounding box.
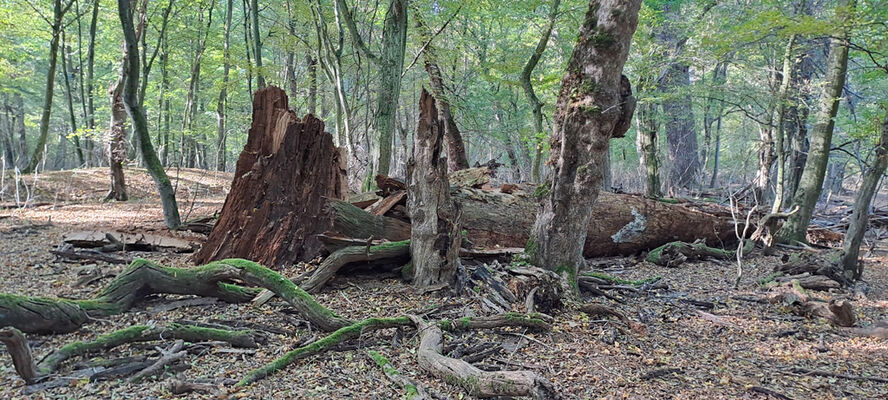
[0,0,887,398]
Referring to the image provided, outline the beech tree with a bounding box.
[527,0,641,283]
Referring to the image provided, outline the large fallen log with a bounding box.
[193,88,736,266]
[310,188,737,259]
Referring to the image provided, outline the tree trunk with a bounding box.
[250,0,264,88]
[520,0,560,183]
[772,35,797,212]
[60,32,84,166]
[193,86,348,267]
[635,98,661,198]
[754,118,775,205]
[527,0,641,283]
[841,113,888,280]
[106,61,129,201]
[337,0,407,177]
[307,54,317,115]
[778,0,854,244]
[216,0,233,172]
[86,0,99,133]
[407,90,462,288]
[117,0,181,229]
[655,3,701,191]
[25,0,68,173]
[411,5,469,172]
[13,93,27,169]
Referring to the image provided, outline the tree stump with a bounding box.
[407,89,462,288]
[193,86,348,267]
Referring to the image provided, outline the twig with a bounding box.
[128,340,187,383]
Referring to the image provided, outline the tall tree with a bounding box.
[24,0,77,173]
[841,113,888,280]
[777,0,855,244]
[655,2,703,191]
[251,0,264,88]
[526,0,641,285]
[411,3,469,172]
[116,0,182,229]
[521,0,561,183]
[216,0,233,171]
[337,0,407,177]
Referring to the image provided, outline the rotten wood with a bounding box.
[193,86,348,267]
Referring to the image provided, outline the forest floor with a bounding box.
[1,167,886,400]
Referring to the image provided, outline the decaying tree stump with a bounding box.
[407,89,462,288]
[193,86,348,267]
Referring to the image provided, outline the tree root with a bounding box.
[128,340,187,383]
[369,350,431,399]
[236,312,556,388]
[0,323,257,383]
[408,315,561,399]
[0,258,357,334]
[236,316,412,387]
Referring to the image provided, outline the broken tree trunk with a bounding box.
[193,86,348,267]
[407,89,462,288]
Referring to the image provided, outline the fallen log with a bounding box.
[63,230,193,252]
[645,241,735,267]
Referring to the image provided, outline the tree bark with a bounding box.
[407,90,462,288]
[307,54,317,115]
[117,0,181,228]
[778,0,854,244]
[521,0,561,183]
[772,35,797,212]
[250,0,264,88]
[841,114,888,280]
[526,0,641,283]
[106,52,129,201]
[635,97,661,198]
[193,86,349,267]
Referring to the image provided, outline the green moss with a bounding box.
[459,316,472,329]
[590,31,616,48]
[400,260,414,281]
[524,237,538,259]
[370,240,410,252]
[555,263,579,291]
[438,319,453,331]
[211,258,348,330]
[533,184,550,200]
[237,316,411,387]
[657,198,680,204]
[758,272,783,285]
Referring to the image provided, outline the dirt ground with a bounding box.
[1,167,886,399]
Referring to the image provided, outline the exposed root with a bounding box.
[369,350,431,400]
[0,323,257,383]
[408,315,561,399]
[646,240,734,267]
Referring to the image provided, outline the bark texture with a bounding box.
[527,0,641,279]
[193,86,348,267]
[407,90,462,288]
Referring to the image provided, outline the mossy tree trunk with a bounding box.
[527,0,641,284]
